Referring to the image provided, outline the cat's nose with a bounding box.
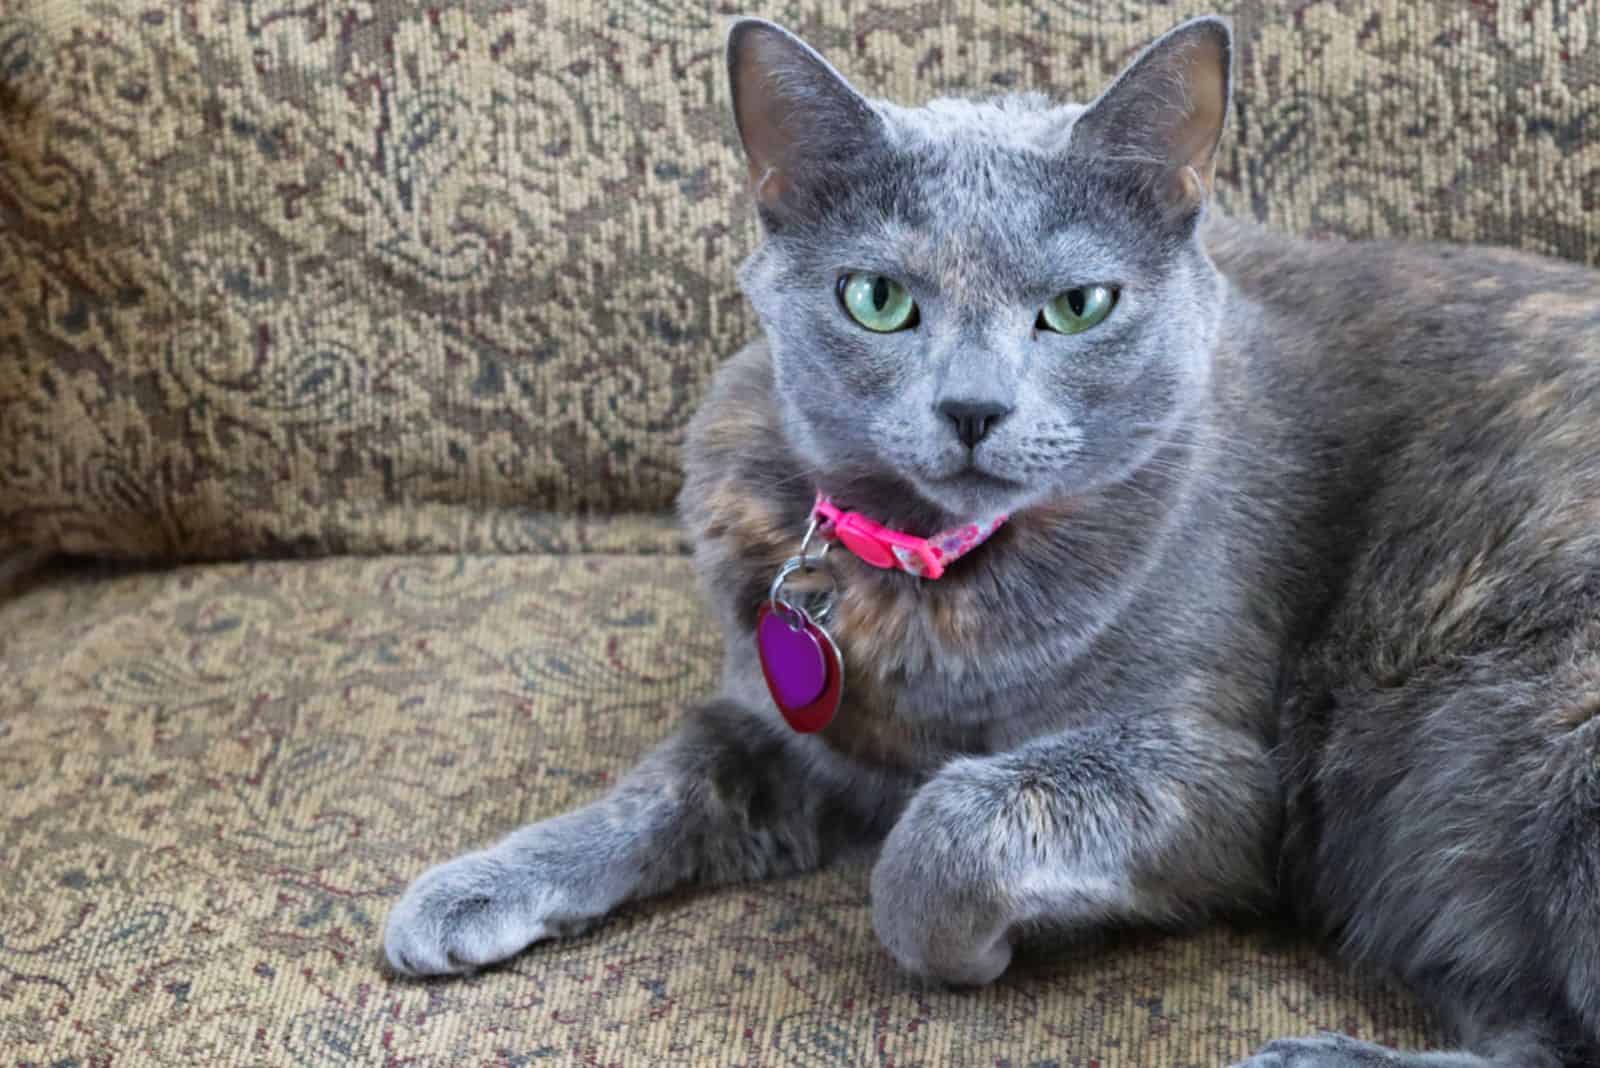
[937,399,1013,449]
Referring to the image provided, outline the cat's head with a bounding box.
[726,16,1231,526]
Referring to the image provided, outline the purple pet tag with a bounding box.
[757,607,826,706]
[756,603,843,733]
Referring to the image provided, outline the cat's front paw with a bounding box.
[870,763,1017,986]
[1232,1034,1412,1067]
[383,847,592,977]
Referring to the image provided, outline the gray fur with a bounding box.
[383,15,1600,1068]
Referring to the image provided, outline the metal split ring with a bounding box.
[767,530,839,627]
[767,557,839,620]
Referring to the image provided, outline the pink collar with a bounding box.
[812,494,1008,580]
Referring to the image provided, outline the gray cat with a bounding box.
[382,14,1600,1067]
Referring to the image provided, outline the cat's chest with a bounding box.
[804,571,1074,772]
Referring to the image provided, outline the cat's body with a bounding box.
[384,17,1600,1067]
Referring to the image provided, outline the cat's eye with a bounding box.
[1039,285,1118,335]
[838,273,919,332]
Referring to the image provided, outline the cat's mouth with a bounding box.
[914,463,1027,518]
[929,466,1021,489]
[924,449,1025,487]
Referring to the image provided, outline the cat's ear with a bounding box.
[1068,15,1232,211]
[726,18,883,212]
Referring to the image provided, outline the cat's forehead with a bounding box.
[771,91,1177,299]
[863,97,1143,291]
[880,93,1087,155]
[868,93,1105,234]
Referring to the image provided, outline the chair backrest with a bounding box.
[2,2,1594,558]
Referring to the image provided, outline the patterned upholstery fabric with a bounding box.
[1,555,1436,1065]
[1,1,1597,558]
[2,2,1592,1062]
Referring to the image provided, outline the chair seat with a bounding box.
[0,552,1435,1065]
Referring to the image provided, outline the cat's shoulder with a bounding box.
[686,337,777,458]
[681,337,796,528]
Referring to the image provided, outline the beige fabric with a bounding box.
[2,2,1598,558]
[0,554,1436,1064]
[0,2,1575,1060]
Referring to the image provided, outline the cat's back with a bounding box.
[1205,215,1600,391]
[1207,216,1600,679]
[1204,215,1600,504]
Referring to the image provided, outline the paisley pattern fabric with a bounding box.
[0,553,1438,1065]
[0,2,1586,1060]
[2,2,1599,558]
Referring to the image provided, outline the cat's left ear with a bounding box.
[726,18,884,215]
[1068,15,1232,212]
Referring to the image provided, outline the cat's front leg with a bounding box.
[1230,1033,1524,1067]
[870,711,1276,986]
[384,700,875,976]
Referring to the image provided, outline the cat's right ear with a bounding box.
[726,18,883,214]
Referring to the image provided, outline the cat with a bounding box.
[382,14,1600,1067]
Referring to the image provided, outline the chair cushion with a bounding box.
[0,554,1437,1064]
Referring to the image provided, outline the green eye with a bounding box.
[838,273,918,332]
[1039,285,1118,335]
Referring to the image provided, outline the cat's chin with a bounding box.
[916,469,1028,522]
